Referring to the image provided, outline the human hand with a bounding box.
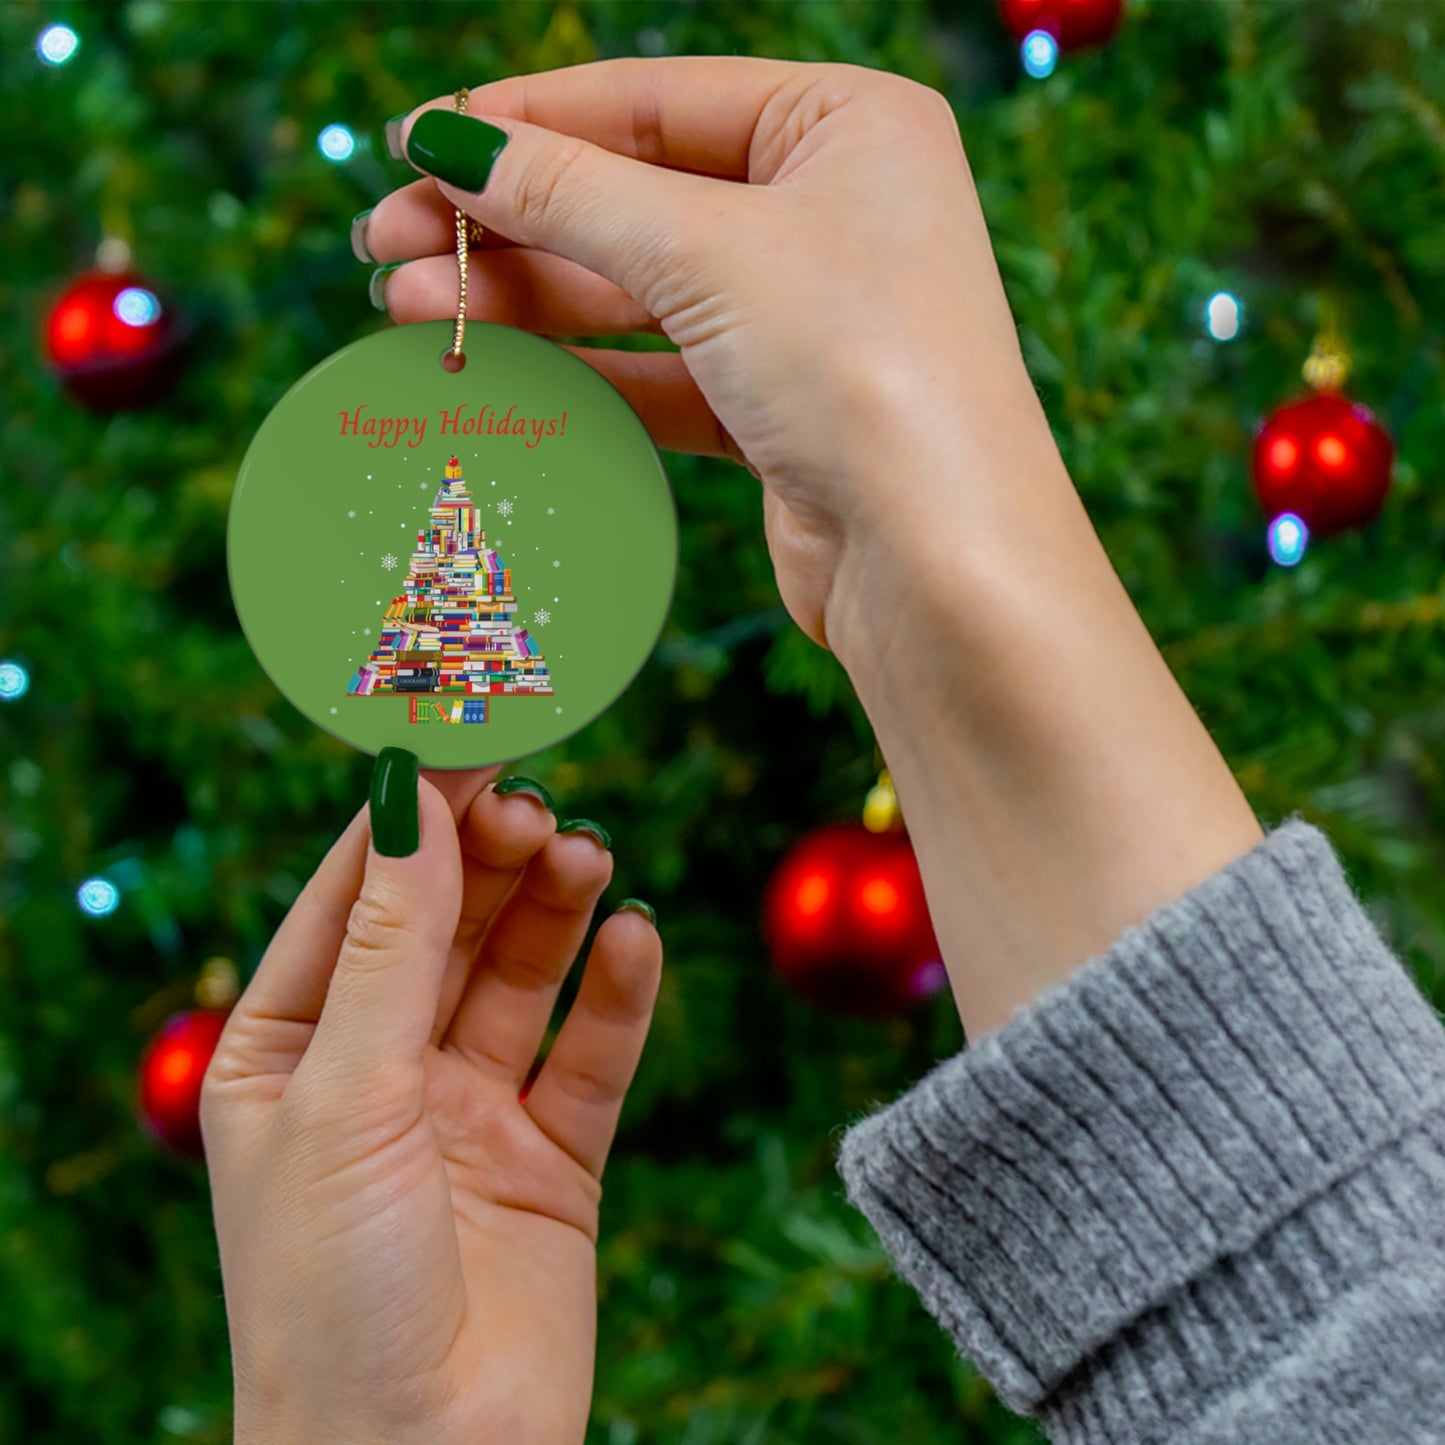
[201,756,662,1445]
[359,56,1061,654]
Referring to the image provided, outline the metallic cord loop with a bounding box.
[449,88,479,360]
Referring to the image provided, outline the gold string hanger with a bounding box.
[442,88,487,372]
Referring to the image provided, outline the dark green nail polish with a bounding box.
[493,775,556,813]
[369,261,403,311]
[350,208,375,264]
[405,110,510,193]
[617,897,656,926]
[384,113,408,162]
[370,747,419,857]
[558,818,612,851]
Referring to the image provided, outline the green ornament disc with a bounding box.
[228,320,677,768]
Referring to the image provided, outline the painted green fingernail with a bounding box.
[405,110,510,193]
[493,775,556,813]
[558,818,611,851]
[369,261,403,311]
[617,898,656,926]
[370,747,419,858]
[384,113,408,162]
[350,208,375,264]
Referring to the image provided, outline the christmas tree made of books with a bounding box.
[346,455,553,725]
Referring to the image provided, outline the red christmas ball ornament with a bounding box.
[998,0,1124,50]
[763,821,946,1018]
[44,269,182,410]
[1251,392,1394,538]
[137,1008,230,1158]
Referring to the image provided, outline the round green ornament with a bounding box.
[228,320,677,768]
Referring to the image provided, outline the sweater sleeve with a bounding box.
[834,815,1445,1444]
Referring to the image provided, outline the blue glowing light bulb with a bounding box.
[78,878,121,917]
[1022,30,1059,79]
[318,124,356,162]
[38,24,79,66]
[1267,512,1309,567]
[0,661,29,700]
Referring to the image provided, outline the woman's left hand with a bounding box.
[201,761,662,1445]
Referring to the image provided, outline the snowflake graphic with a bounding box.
[535,608,550,625]
[552,559,560,567]
[347,510,356,518]
[363,627,372,637]
[555,706,563,714]
[381,553,399,571]
[330,706,339,715]
[496,498,514,516]
[547,506,555,515]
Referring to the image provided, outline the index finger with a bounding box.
[405,54,810,182]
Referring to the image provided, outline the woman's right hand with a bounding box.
[359,56,1062,655]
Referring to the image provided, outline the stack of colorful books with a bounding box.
[346,456,553,722]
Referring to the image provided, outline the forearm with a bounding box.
[825,383,1263,1041]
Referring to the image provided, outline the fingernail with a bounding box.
[558,817,612,851]
[369,261,404,311]
[384,113,409,162]
[370,747,420,857]
[405,110,510,193]
[350,208,375,264]
[617,897,656,926]
[493,775,556,813]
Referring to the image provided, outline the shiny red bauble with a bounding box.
[1251,392,1394,538]
[762,822,946,1018]
[998,0,1125,49]
[44,269,182,410]
[137,1009,230,1158]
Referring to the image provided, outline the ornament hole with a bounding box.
[440,349,467,374]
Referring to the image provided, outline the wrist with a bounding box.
[824,421,1262,1040]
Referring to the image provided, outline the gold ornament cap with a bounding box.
[863,767,902,832]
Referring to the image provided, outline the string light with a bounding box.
[317,124,356,162]
[114,287,162,328]
[0,661,29,700]
[1267,512,1309,567]
[1205,291,1242,341]
[77,878,121,917]
[37,24,79,66]
[1021,30,1059,78]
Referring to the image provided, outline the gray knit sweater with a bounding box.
[835,816,1445,1443]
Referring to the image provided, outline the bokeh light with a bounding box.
[1267,512,1309,567]
[0,661,29,700]
[317,124,356,162]
[37,24,79,66]
[77,878,121,917]
[114,287,162,328]
[1022,30,1059,79]
[1205,291,1242,341]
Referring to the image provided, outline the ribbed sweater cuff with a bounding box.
[835,816,1445,1430]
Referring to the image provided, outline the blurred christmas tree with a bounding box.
[1,2,1443,1442]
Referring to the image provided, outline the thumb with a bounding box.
[304,748,463,1089]
[397,105,742,316]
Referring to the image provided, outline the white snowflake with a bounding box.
[547,506,555,515]
[347,509,356,518]
[330,706,339,715]
[552,559,560,567]
[496,498,514,516]
[555,706,563,714]
[381,554,399,571]
[363,627,372,636]
[535,609,550,625]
